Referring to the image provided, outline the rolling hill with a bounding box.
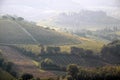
[0,18,81,45]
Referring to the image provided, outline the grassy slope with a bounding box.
[0,19,81,45]
[0,20,35,44]
[0,68,15,80]
[17,21,81,45]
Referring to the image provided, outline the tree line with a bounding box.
[66,64,120,80]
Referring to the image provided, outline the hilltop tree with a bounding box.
[10,16,16,20]
[17,17,24,21]
[2,15,8,19]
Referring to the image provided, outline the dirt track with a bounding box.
[0,46,55,78]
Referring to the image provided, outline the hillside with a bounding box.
[0,20,35,44]
[0,45,55,78]
[0,18,81,45]
[17,20,81,45]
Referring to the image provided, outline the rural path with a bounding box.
[13,21,39,43]
[0,45,55,78]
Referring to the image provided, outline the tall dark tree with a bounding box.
[21,73,33,80]
[17,17,24,21]
[39,44,45,54]
[67,64,79,80]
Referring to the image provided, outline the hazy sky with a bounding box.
[0,0,120,21]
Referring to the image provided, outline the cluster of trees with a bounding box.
[11,45,62,58]
[66,64,120,80]
[11,45,96,59]
[14,73,40,80]
[18,73,56,80]
[71,47,94,57]
[0,50,17,77]
[40,46,61,55]
[101,40,120,56]
[40,58,65,71]
[1,15,24,21]
[46,47,60,54]
[101,40,120,64]
[40,46,94,56]
[20,73,34,80]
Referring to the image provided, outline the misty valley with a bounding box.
[0,10,120,80]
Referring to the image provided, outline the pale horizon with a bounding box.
[0,0,120,21]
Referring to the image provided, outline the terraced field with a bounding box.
[0,45,55,78]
